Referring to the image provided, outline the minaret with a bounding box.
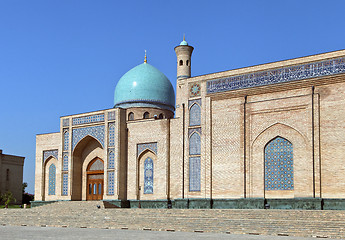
[174,35,194,80]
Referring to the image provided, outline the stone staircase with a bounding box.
[1,201,345,238]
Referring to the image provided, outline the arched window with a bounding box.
[186,60,189,66]
[144,157,153,194]
[63,130,69,151]
[158,113,163,119]
[189,103,201,126]
[179,60,183,66]
[63,154,68,171]
[108,123,115,147]
[265,137,293,191]
[143,112,150,119]
[128,112,134,121]
[108,150,115,169]
[189,132,201,155]
[48,164,56,195]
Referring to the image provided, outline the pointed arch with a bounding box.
[189,131,201,155]
[189,103,201,126]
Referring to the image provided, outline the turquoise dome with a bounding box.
[180,40,188,46]
[114,63,175,111]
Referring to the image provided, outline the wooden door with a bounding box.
[86,158,104,201]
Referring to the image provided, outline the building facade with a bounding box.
[34,39,345,209]
[0,150,25,204]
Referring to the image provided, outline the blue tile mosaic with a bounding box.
[189,156,201,192]
[144,157,153,194]
[62,118,69,127]
[63,129,69,151]
[189,132,201,155]
[48,164,56,195]
[207,56,345,94]
[137,142,157,158]
[108,111,116,121]
[72,114,105,126]
[190,83,201,97]
[108,149,115,169]
[72,125,105,150]
[107,171,115,195]
[63,153,68,171]
[43,149,58,162]
[188,98,201,108]
[108,122,115,147]
[62,173,68,195]
[265,137,294,191]
[189,103,201,126]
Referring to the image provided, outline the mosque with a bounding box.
[34,38,345,209]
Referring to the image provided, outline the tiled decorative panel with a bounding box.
[188,127,201,136]
[63,129,69,151]
[62,173,68,195]
[43,149,58,162]
[89,159,104,171]
[189,102,201,126]
[108,149,115,169]
[189,132,201,155]
[108,122,115,147]
[190,83,201,97]
[108,111,116,121]
[265,137,293,191]
[48,164,56,195]
[72,114,105,125]
[137,142,157,158]
[62,118,69,127]
[72,125,105,150]
[188,98,201,108]
[189,157,201,192]
[107,171,115,195]
[207,56,345,94]
[63,153,68,171]
[144,157,153,194]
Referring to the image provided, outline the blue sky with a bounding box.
[1,0,345,194]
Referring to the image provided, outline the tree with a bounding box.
[2,191,16,208]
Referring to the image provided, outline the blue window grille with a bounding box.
[189,157,201,191]
[189,103,201,126]
[108,123,115,147]
[62,173,68,195]
[63,129,69,151]
[63,153,68,171]
[108,150,115,169]
[144,157,153,194]
[265,137,293,191]
[189,132,201,155]
[107,171,114,195]
[48,164,56,195]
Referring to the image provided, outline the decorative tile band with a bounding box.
[63,153,68,171]
[207,56,345,94]
[72,114,105,126]
[108,122,115,147]
[189,156,201,192]
[144,157,154,194]
[63,129,69,151]
[108,148,115,169]
[72,125,105,150]
[107,171,115,195]
[137,142,157,158]
[62,173,68,196]
[48,164,56,195]
[43,149,58,162]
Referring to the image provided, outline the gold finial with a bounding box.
[144,50,147,63]
[183,34,185,41]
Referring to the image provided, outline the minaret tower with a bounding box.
[174,35,194,80]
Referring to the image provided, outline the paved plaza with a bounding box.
[0,225,322,240]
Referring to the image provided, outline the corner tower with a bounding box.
[174,36,194,80]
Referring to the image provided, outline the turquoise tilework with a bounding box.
[144,157,153,194]
[48,164,56,195]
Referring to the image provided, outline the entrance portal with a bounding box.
[86,158,104,201]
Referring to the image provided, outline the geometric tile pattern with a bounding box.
[72,114,105,126]
[265,137,294,191]
[189,156,201,192]
[108,122,115,147]
[43,149,58,162]
[189,132,201,155]
[189,102,201,126]
[190,83,201,97]
[62,118,69,127]
[63,153,68,171]
[107,171,115,195]
[108,111,116,121]
[207,56,345,94]
[188,98,201,108]
[89,159,104,171]
[62,173,68,195]
[144,157,153,194]
[48,164,56,195]
[72,125,105,150]
[63,129,69,151]
[108,149,115,169]
[137,142,157,158]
